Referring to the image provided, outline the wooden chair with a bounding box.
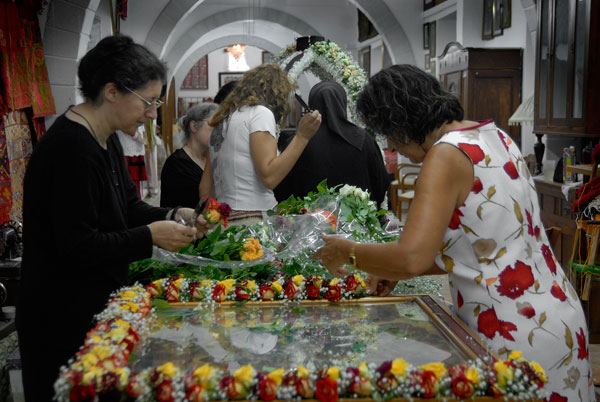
[394,163,420,221]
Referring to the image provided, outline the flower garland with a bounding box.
[276,40,367,125]
[54,284,549,401]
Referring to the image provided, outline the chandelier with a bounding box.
[227,44,246,60]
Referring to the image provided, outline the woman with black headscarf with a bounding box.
[275,81,390,206]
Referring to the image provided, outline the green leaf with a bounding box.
[151,298,172,310]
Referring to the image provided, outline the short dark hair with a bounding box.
[214,80,238,104]
[357,64,463,145]
[78,35,167,102]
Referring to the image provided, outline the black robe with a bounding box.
[274,81,390,206]
[16,114,169,401]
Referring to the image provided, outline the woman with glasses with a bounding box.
[161,102,219,208]
[16,35,208,401]
[200,64,321,223]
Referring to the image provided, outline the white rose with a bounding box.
[339,184,354,197]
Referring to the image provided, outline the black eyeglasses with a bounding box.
[125,86,165,111]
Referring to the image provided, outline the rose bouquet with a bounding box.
[203,198,231,227]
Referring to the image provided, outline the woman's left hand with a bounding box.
[313,234,354,278]
[175,207,213,238]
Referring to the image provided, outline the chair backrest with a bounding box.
[395,163,421,191]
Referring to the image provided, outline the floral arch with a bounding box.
[275,40,368,125]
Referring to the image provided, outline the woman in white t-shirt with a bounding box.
[200,64,321,217]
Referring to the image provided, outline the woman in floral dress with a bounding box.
[314,65,595,401]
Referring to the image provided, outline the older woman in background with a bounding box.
[161,102,218,208]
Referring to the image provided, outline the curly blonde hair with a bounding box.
[209,64,294,127]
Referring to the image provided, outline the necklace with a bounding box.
[69,107,105,149]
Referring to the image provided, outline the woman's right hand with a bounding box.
[148,221,197,251]
[295,110,322,141]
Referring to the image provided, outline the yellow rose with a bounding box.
[82,366,104,385]
[114,367,129,388]
[195,364,214,388]
[420,362,446,379]
[391,358,408,378]
[297,365,309,378]
[327,366,340,381]
[292,275,304,286]
[314,276,323,287]
[358,361,370,377]
[90,335,103,344]
[157,362,178,379]
[234,364,254,387]
[494,361,513,386]
[465,368,479,383]
[508,350,522,361]
[354,274,366,289]
[530,361,548,382]
[220,279,235,293]
[246,280,257,291]
[268,368,285,384]
[114,319,130,329]
[329,278,340,286]
[91,345,112,360]
[200,279,212,288]
[152,279,163,291]
[80,353,99,369]
[174,278,185,289]
[119,290,139,301]
[271,281,283,293]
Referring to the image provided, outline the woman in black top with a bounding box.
[160,102,218,208]
[16,35,208,401]
[274,81,390,206]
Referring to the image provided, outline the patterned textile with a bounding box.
[0,118,12,223]
[2,111,33,223]
[434,121,596,401]
[22,18,55,118]
[0,2,32,111]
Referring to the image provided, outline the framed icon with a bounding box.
[218,72,244,88]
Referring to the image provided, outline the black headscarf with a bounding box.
[308,81,365,150]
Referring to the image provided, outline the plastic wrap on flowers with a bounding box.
[152,203,341,269]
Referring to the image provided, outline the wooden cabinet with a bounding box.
[534,0,600,137]
[533,178,577,268]
[438,43,522,146]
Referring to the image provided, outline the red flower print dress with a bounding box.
[434,120,596,402]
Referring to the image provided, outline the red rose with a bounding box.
[452,375,474,397]
[186,384,206,402]
[448,208,463,230]
[296,376,314,398]
[234,286,251,301]
[258,377,278,401]
[471,177,483,193]
[346,368,372,396]
[212,283,227,302]
[551,280,567,301]
[496,261,534,299]
[517,301,536,318]
[126,375,145,397]
[315,377,338,402]
[421,371,439,398]
[324,284,342,302]
[477,306,517,341]
[189,282,204,300]
[157,380,175,402]
[576,327,589,360]
[345,275,360,293]
[284,280,300,299]
[218,202,232,217]
[503,160,519,179]
[457,290,464,309]
[548,392,569,402]
[458,143,485,164]
[69,385,96,402]
[165,283,180,303]
[220,376,245,399]
[541,244,557,275]
[375,362,398,392]
[259,284,275,300]
[306,284,321,299]
[145,282,161,297]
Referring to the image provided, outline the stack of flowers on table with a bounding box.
[144,272,367,303]
[54,281,549,401]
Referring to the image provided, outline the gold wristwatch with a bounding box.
[349,244,358,268]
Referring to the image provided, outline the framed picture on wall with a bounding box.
[218,72,244,88]
[359,46,371,77]
[180,55,209,90]
[483,0,511,39]
[423,23,430,49]
[424,53,430,70]
[428,21,436,57]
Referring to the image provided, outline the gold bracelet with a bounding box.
[349,244,358,268]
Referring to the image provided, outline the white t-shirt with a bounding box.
[209,105,278,211]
